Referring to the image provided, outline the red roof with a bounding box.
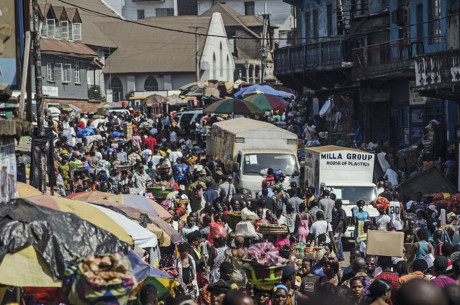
[40,39,97,59]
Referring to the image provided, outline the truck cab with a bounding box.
[233,148,300,198]
[324,183,379,238]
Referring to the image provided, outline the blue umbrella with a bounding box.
[234,84,295,99]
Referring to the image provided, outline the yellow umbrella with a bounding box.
[27,195,133,245]
[0,246,60,287]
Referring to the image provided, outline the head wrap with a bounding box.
[275,284,288,292]
[175,207,186,217]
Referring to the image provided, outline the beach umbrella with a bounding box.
[89,200,181,245]
[243,93,289,112]
[128,251,178,301]
[203,98,264,115]
[27,195,133,245]
[17,182,42,197]
[142,94,168,106]
[0,246,61,287]
[69,192,172,222]
[92,205,158,249]
[0,199,129,285]
[67,190,115,201]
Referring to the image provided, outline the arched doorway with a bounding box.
[110,76,123,102]
[144,75,159,91]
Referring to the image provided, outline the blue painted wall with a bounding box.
[40,54,90,100]
[389,0,449,54]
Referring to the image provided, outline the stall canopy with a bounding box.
[234,84,295,99]
[93,205,158,249]
[0,199,129,281]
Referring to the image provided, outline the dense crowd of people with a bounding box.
[29,108,460,305]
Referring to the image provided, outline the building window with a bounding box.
[156,8,174,16]
[110,77,123,102]
[55,21,62,39]
[61,21,69,40]
[327,5,333,36]
[220,42,223,78]
[41,19,47,38]
[244,1,255,15]
[144,75,159,91]
[72,23,82,40]
[69,22,73,40]
[360,0,368,15]
[226,55,230,80]
[47,19,55,38]
[137,9,145,20]
[213,53,216,79]
[75,62,81,84]
[55,63,62,81]
[46,63,55,82]
[62,63,71,83]
[305,11,310,42]
[429,0,441,44]
[312,10,318,40]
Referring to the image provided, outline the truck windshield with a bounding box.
[243,154,298,176]
[326,186,377,204]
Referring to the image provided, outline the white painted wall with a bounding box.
[200,12,235,82]
[104,0,177,20]
[198,0,293,32]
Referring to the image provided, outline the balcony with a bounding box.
[274,39,351,77]
[414,49,460,101]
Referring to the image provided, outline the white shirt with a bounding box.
[170,131,177,143]
[375,214,391,231]
[169,151,183,165]
[310,220,332,241]
[377,152,391,173]
[384,168,398,187]
[389,201,403,230]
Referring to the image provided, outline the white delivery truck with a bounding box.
[304,145,379,238]
[210,118,300,197]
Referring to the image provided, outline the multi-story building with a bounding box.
[37,4,100,112]
[274,0,355,138]
[201,3,276,83]
[105,0,294,46]
[97,13,235,101]
[276,0,459,150]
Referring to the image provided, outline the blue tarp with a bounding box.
[234,85,295,99]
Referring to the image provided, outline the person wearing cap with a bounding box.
[208,280,231,305]
[280,265,307,304]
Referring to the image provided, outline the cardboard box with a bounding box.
[124,122,133,140]
[366,230,404,257]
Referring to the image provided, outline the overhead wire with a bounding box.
[57,0,460,42]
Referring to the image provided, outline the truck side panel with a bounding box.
[305,150,320,192]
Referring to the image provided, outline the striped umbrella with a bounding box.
[243,93,289,112]
[203,98,264,115]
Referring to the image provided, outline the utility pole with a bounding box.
[260,2,270,84]
[32,0,44,135]
[190,26,205,83]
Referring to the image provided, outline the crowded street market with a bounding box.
[2,0,460,304]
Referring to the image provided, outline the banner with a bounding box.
[0,142,17,202]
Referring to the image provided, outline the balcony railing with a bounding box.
[415,49,460,88]
[274,39,349,76]
[352,37,446,78]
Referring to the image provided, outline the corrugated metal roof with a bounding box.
[201,4,261,38]
[214,117,294,135]
[98,16,211,73]
[306,145,372,154]
[41,39,98,58]
[39,0,119,48]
